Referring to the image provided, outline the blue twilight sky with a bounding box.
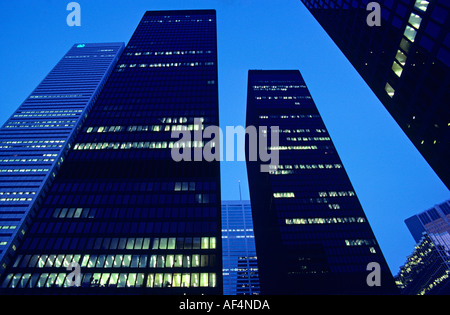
[0,0,448,274]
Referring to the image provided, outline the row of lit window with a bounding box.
[252,85,303,91]
[14,253,215,270]
[273,192,295,198]
[419,271,450,295]
[0,225,17,230]
[391,12,424,77]
[174,182,196,191]
[0,158,55,163]
[126,50,213,56]
[145,17,214,23]
[2,272,216,289]
[0,197,33,202]
[3,124,74,129]
[274,164,342,170]
[13,113,80,118]
[285,217,366,225]
[0,168,49,173]
[386,0,430,98]
[268,145,318,151]
[29,94,83,99]
[52,207,93,219]
[0,145,63,149]
[0,140,65,145]
[286,137,331,142]
[117,62,214,69]
[18,110,82,114]
[63,54,116,59]
[318,191,355,197]
[344,239,376,247]
[259,114,319,119]
[0,191,36,196]
[269,128,326,134]
[85,124,203,134]
[73,141,208,151]
[223,267,258,272]
[255,96,307,100]
[7,120,76,125]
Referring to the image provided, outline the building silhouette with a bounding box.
[300,0,450,189]
[0,10,222,294]
[245,69,398,294]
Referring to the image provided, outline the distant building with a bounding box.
[222,200,260,295]
[395,199,450,294]
[405,199,450,242]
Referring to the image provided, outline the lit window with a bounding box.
[391,61,403,77]
[385,82,395,98]
[404,26,417,42]
[408,13,422,29]
[395,50,407,66]
[414,0,429,12]
[273,192,295,198]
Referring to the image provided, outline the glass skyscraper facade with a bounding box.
[0,10,221,294]
[0,43,124,273]
[222,200,260,295]
[245,70,398,294]
[300,0,450,190]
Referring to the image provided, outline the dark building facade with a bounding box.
[300,0,450,189]
[0,43,124,274]
[0,10,222,294]
[245,70,398,294]
[222,200,260,295]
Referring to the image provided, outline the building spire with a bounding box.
[238,180,242,201]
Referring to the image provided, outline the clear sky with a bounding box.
[0,0,448,275]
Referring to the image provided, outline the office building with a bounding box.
[222,200,260,295]
[405,199,450,242]
[0,10,221,294]
[395,199,450,294]
[300,0,450,189]
[395,233,450,294]
[0,43,124,272]
[245,70,398,294]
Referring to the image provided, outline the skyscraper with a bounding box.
[395,234,450,295]
[300,0,450,189]
[395,199,450,294]
[0,10,221,294]
[245,70,398,294]
[404,199,450,243]
[222,200,260,295]
[0,43,124,273]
